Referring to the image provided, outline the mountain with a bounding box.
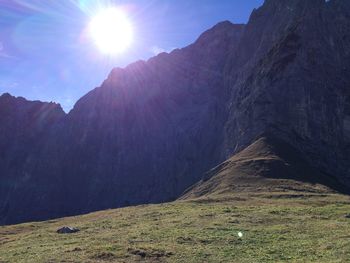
[0,0,350,225]
[0,93,65,224]
[0,22,245,225]
[224,0,350,185]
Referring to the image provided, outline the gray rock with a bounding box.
[56,226,80,234]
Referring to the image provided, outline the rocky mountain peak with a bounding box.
[0,92,65,118]
[72,20,246,116]
[194,21,244,47]
[264,0,325,7]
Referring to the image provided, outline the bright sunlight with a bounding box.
[89,7,133,55]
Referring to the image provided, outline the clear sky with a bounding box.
[0,0,263,111]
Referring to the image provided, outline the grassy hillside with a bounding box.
[1,137,350,262]
[181,136,347,199]
[1,191,350,263]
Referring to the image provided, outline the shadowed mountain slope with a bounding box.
[224,0,350,184]
[0,22,245,225]
[0,93,65,224]
[181,136,348,200]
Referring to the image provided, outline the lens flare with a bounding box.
[89,7,133,55]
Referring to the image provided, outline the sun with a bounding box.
[89,7,133,55]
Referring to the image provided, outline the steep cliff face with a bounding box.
[0,0,350,225]
[224,0,350,184]
[52,21,245,212]
[0,93,65,224]
[0,93,65,178]
[0,22,245,224]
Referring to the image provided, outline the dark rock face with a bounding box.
[0,22,245,224]
[0,0,350,225]
[39,21,245,218]
[224,0,350,184]
[0,93,65,224]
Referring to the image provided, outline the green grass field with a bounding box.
[1,191,350,263]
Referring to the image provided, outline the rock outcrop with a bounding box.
[0,0,349,225]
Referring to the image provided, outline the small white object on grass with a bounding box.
[238,231,243,238]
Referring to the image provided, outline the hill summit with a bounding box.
[181,135,348,200]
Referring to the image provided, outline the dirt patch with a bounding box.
[265,194,307,199]
[0,237,12,246]
[128,248,173,258]
[91,252,117,261]
[66,247,83,253]
[176,236,194,244]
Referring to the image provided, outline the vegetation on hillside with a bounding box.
[1,192,349,263]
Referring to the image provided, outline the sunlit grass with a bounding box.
[0,192,349,262]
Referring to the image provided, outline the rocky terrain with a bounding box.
[0,0,350,225]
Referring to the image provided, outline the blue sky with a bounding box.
[0,0,263,111]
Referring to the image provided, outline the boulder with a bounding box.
[56,226,80,234]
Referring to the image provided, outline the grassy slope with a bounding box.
[181,137,347,199]
[1,192,350,263]
[1,137,350,262]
